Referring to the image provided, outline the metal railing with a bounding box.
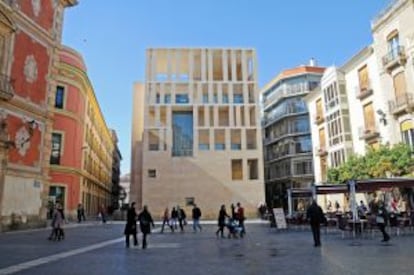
[388,93,414,114]
[358,125,380,140]
[355,81,373,100]
[313,113,324,124]
[263,81,320,109]
[382,46,406,68]
[315,145,328,156]
[0,74,15,101]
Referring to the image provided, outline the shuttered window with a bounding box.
[363,103,375,130]
[319,128,325,148]
[358,65,369,91]
[316,98,323,117]
[393,72,407,100]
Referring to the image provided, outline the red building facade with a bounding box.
[50,46,115,218]
[0,0,77,231]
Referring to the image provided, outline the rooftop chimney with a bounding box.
[309,58,317,67]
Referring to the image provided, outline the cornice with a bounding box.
[61,0,79,8]
[57,62,112,142]
[11,9,57,48]
[371,0,413,32]
[340,46,373,73]
[0,3,17,32]
[53,108,82,123]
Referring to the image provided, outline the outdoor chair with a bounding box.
[365,215,379,239]
[338,216,352,239]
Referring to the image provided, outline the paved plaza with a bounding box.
[0,222,413,275]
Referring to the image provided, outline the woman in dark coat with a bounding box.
[216,205,229,238]
[376,201,390,242]
[138,205,155,249]
[124,202,138,248]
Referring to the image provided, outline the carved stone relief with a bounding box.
[23,55,38,83]
[32,0,41,17]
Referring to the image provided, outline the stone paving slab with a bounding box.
[1,223,414,275]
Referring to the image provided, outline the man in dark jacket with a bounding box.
[138,205,155,249]
[124,202,138,248]
[306,200,325,247]
[192,204,202,232]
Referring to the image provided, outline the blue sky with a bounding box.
[62,0,391,174]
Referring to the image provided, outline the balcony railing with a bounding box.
[313,113,324,125]
[358,125,380,140]
[315,146,328,157]
[0,74,15,101]
[263,81,319,110]
[355,83,373,100]
[382,46,407,72]
[388,92,414,115]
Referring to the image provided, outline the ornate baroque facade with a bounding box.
[0,0,77,231]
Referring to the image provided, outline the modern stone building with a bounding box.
[131,48,265,218]
[261,64,325,209]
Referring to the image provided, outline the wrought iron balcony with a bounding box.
[388,93,414,116]
[355,83,373,100]
[315,145,328,157]
[313,113,324,125]
[382,46,407,72]
[0,74,15,101]
[358,125,380,141]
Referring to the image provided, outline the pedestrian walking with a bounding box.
[216,204,229,238]
[77,203,85,223]
[177,206,187,232]
[192,204,202,232]
[160,207,174,233]
[48,203,65,241]
[124,202,138,248]
[306,200,325,247]
[99,204,107,223]
[230,203,236,219]
[171,207,178,230]
[236,202,245,237]
[376,201,390,242]
[138,205,155,249]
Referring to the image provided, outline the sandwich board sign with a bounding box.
[273,208,287,229]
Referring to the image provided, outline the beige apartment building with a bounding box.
[131,48,265,218]
[305,0,414,211]
[372,0,414,145]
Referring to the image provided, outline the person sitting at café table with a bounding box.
[358,200,368,219]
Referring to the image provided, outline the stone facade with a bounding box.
[131,48,265,219]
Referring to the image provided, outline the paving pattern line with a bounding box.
[0,237,124,275]
[0,226,163,275]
